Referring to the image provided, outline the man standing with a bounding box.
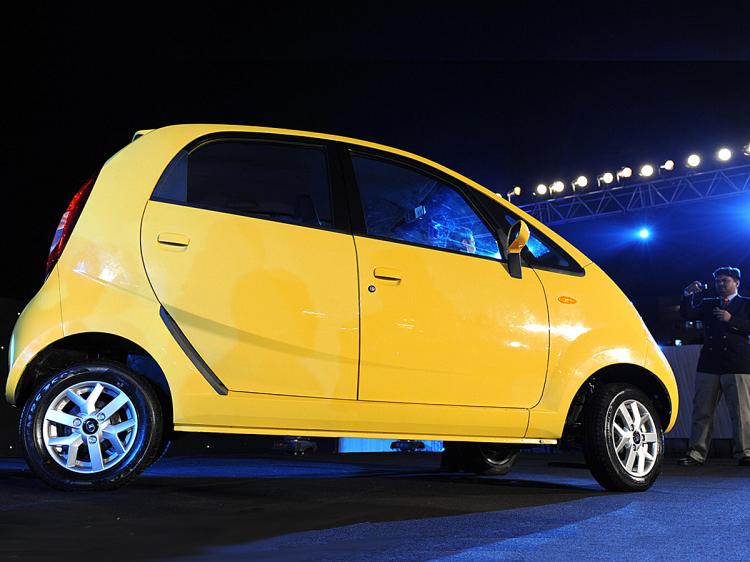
[679,267,750,466]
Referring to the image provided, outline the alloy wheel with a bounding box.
[611,399,658,477]
[42,380,138,474]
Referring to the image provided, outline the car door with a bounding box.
[141,135,360,399]
[347,150,550,408]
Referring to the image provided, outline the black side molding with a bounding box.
[159,306,229,396]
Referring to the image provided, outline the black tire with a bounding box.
[582,383,664,492]
[442,442,520,476]
[19,361,163,491]
[150,436,172,466]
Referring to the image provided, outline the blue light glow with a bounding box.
[638,228,651,239]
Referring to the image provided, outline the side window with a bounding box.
[501,212,578,271]
[351,153,502,260]
[475,191,583,274]
[152,140,333,228]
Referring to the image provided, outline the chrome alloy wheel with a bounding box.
[611,399,658,477]
[42,381,138,474]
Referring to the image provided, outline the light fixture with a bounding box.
[616,167,633,182]
[638,228,651,239]
[639,164,655,177]
[536,184,548,195]
[717,147,732,161]
[660,159,675,171]
[743,142,750,156]
[686,154,701,168]
[550,180,565,193]
[572,175,588,190]
[597,172,614,186]
[506,186,522,201]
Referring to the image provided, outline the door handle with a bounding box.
[373,267,402,281]
[157,233,190,247]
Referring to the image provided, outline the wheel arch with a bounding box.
[563,363,673,438]
[13,332,174,433]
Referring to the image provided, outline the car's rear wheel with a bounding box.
[20,361,163,490]
[442,442,520,476]
[583,383,664,492]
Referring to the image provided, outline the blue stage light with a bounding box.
[638,228,651,239]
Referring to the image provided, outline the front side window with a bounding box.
[152,140,333,228]
[501,212,579,271]
[351,153,501,260]
[476,191,583,274]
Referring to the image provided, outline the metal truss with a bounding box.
[519,163,750,226]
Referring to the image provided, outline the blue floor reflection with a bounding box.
[3,454,750,561]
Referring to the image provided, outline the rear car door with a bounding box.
[141,135,360,399]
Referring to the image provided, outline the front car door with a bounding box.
[346,150,550,408]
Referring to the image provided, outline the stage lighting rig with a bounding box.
[535,184,548,195]
[639,164,655,177]
[717,148,732,162]
[506,186,521,201]
[686,154,701,168]
[572,175,588,190]
[660,160,675,172]
[616,166,633,181]
[743,143,750,156]
[550,180,565,193]
[597,172,614,187]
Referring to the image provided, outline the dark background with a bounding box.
[3,3,750,342]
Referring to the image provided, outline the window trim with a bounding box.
[339,145,506,263]
[149,132,353,235]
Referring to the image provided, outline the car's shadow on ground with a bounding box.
[0,454,612,561]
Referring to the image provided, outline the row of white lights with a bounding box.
[507,143,750,198]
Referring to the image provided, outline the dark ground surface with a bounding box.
[2,449,750,561]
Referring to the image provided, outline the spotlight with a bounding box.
[598,172,614,186]
[551,180,565,193]
[660,159,675,171]
[572,175,588,190]
[506,186,522,201]
[686,154,701,168]
[717,147,732,161]
[536,184,548,195]
[639,164,655,177]
[617,166,633,181]
[744,143,750,156]
[638,228,651,239]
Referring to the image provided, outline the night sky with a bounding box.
[5,4,750,339]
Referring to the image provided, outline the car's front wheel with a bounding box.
[583,383,664,492]
[20,361,163,490]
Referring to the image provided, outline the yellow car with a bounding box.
[5,125,678,491]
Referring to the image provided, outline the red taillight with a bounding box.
[45,174,97,278]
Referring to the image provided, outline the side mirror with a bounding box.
[506,220,530,279]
